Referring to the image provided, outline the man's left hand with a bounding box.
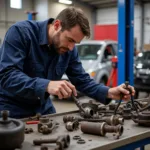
[107,84,135,101]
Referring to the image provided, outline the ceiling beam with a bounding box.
[89,0,117,5]
[96,3,117,8]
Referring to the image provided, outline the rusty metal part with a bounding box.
[109,103,118,110]
[103,115,124,125]
[63,115,123,125]
[72,95,96,118]
[132,111,150,126]
[33,135,70,150]
[28,113,41,121]
[81,122,123,138]
[0,110,25,149]
[25,127,33,134]
[65,121,79,131]
[38,117,59,134]
[126,100,142,110]
[92,113,104,119]
[72,95,86,112]
[122,107,132,119]
[77,139,86,144]
[97,105,107,111]
[73,135,81,140]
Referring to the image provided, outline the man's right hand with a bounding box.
[46,80,77,99]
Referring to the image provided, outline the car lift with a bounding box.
[118,0,134,85]
[107,0,134,87]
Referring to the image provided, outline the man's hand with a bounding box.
[107,83,135,101]
[46,80,77,99]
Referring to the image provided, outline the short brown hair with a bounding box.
[56,7,90,38]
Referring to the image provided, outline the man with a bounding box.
[0,7,135,118]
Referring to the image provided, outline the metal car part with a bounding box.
[132,111,150,126]
[0,110,25,149]
[25,127,33,134]
[65,121,79,131]
[72,95,95,118]
[73,135,81,140]
[38,117,59,134]
[122,107,132,119]
[63,115,124,125]
[77,139,86,144]
[81,122,123,138]
[33,135,70,150]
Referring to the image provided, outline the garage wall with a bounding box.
[144,3,150,44]
[48,1,94,39]
[33,0,48,20]
[0,0,33,43]
[96,4,150,51]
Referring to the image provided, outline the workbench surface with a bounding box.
[19,110,150,150]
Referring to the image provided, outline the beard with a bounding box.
[51,31,69,54]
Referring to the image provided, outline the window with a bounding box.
[76,44,102,60]
[10,0,22,9]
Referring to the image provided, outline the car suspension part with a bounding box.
[63,115,124,125]
[65,120,79,131]
[33,135,70,150]
[72,95,96,118]
[0,110,25,150]
[38,117,59,134]
[80,122,123,138]
[132,110,150,126]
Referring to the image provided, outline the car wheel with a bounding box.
[100,77,107,85]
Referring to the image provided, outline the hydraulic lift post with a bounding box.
[118,0,134,86]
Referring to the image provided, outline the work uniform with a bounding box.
[0,18,110,118]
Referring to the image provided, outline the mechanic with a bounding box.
[0,7,135,118]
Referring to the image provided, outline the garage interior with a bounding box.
[1,0,150,150]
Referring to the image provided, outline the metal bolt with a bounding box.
[1,110,9,121]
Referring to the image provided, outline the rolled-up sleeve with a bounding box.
[66,47,111,105]
[0,25,50,101]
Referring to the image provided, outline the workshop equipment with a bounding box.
[0,110,25,149]
[15,96,150,150]
[33,135,70,150]
[114,81,138,115]
[81,122,123,138]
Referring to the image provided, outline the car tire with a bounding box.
[100,77,107,85]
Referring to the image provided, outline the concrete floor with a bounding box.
[52,92,150,150]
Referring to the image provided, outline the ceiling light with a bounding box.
[59,0,72,5]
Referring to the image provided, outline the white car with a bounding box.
[63,40,118,85]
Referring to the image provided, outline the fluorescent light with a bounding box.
[10,0,22,9]
[59,0,72,5]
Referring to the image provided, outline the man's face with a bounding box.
[50,20,85,54]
